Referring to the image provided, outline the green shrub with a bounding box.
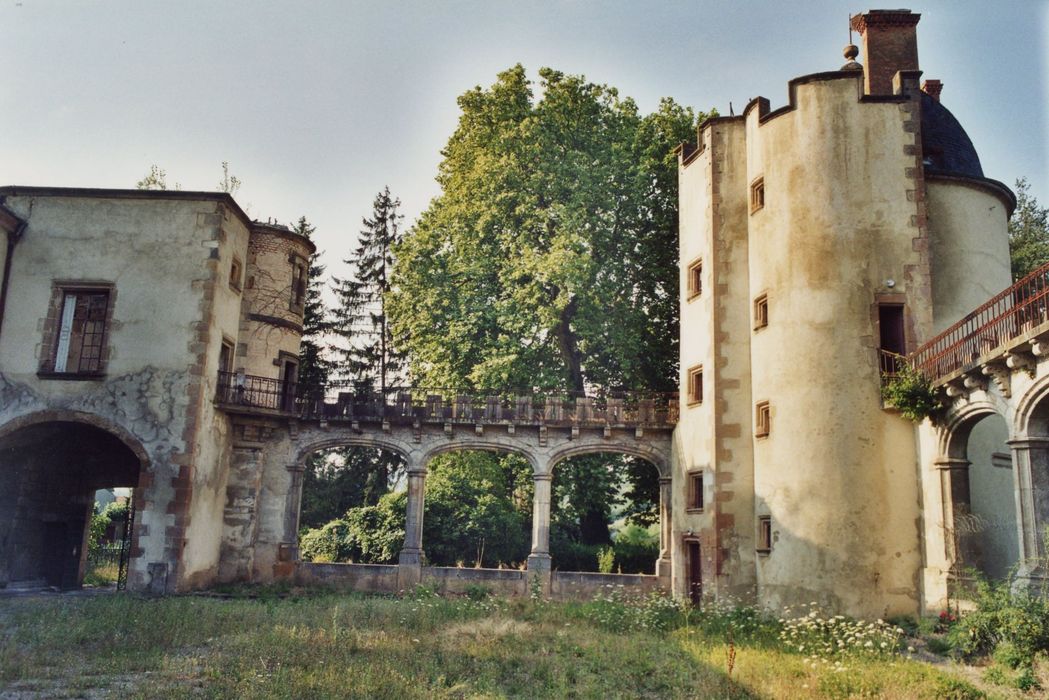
[299,520,352,563]
[612,524,659,574]
[881,361,943,422]
[948,576,1049,666]
[930,675,986,700]
[597,546,615,573]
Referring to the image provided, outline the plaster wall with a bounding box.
[743,76,925,617]
[0,194,231,591]
[926,180,1012,333]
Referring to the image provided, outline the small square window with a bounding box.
[758,515,772,552]
[755,401,770,437]
[750,177,765,213]
[688,471,704,511]
[229,258,243,291]
[290,259,307,312]
[754,294,768,330]
[687,366,703,405]
[687,259,702,300]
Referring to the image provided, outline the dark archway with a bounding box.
[0,420,142,589]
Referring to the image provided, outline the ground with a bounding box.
[0,588,1034,699]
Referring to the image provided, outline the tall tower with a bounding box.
[674,10,1014,617]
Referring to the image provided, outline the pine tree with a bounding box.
[293,217,333,402]
[331,187,405,394]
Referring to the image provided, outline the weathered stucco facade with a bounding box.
[0,188,313,593]
[673,10,1018,617]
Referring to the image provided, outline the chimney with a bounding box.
[921,79,943,102]
[849,10,921,96]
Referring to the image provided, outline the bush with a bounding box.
[948,576,1049,666]
[597,546,615,573]
[612,525,658,574]
[881,361,943,422]
[299,520,352,563]
[300,491,406,564]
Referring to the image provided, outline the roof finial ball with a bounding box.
[842,43,862,71]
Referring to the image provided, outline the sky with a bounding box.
[2,0,1047,285]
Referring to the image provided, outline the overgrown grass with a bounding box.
[0,589,991,699]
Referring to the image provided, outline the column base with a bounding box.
[397,548,423,591]
[527,553,552,596]
[655,556,672,581]
[1013,563,1048,595]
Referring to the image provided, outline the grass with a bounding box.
[0,588,997,699]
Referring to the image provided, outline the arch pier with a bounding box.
[217,389,676,598]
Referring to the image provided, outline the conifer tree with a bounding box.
[293,216,333,401]
[331,187,405,394]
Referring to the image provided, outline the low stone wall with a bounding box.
[551,570,666,599]
[293,562,667,600]
[422,566,527,596]
[295,562,399,593]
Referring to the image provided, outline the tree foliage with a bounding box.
[332,187,406,392]
[1009,178,1049,280]
[389,65,705,392]
[292,216,333,401]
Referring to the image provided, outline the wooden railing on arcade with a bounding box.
[910,261,1049,382]
[216,372,679,427]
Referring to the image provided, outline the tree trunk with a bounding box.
[556,297,585,392]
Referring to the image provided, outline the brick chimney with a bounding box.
[849,10,921,96]
[921,79,943,102]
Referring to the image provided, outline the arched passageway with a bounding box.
[947,413,1020,580]
[0,420,143,589]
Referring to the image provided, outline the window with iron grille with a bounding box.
[47,288,111,375]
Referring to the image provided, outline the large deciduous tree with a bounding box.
[1009,178,1049,280]
[389,65,704,393]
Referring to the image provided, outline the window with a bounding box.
[878,304,905,356]
[687,259,703,300]
[219,338,235,374]
[755,401,770,437]
[757,515,772,553]
[229,257,243,291]
[754,294,768,330]
[688,471,704,511]
[687,365,704,405]
[46,288,111,376]
[290,259,307,311]
[750,177,765,213]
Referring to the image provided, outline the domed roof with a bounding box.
[920,92,984,179]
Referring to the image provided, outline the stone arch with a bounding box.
[549,443,669,478]
[1012,373,1049,439]
[0,408,153,471]
[422,440,539,473]
[293,434,416,467]
[940,400,1005,461]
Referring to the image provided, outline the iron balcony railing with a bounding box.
[911,261,1049,381]
[216,371,679,427]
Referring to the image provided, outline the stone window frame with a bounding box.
[686,470,705,513]
[288,253,308,316]
[750,176,765,214]
[686,258,703,301]
[753,293,769,330]
[229,256,243,293]
[37,280,117,380]
[219,336,236,374]
[757,515,772,554]
[755,400,771,438]
[687,365,703,406]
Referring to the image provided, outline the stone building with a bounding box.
[0,187,314,592]
[672,9,1018,617]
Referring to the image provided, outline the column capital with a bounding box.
[659,476,673,485]
[533,473,553,482]
[934,457,970,470]
[407,468,428,478]
[1007,437,1049,449]
[286,463,305,473]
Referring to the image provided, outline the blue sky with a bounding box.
[2,0,1046,281]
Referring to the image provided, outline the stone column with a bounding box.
[280,463,306,564]
[656,476,673,579]
[935,457,972,579]
[1007,438,1049,590]
[397,465,426,590]
[527,472,553,593]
